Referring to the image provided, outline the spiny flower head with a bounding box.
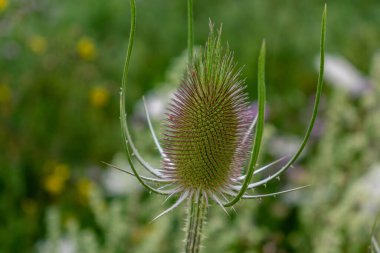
[162,26,253,195]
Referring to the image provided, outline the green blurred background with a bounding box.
[1,0,380,252]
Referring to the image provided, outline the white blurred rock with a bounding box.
[37,237,75,253]
[316,54,371,97]
[101,153,142,196]
[350,164,380,214]
[135,91,175,120]
[268,134,302,159]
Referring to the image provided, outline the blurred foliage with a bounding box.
[1,0,380,252]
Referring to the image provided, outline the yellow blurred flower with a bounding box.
[77,178,93,202]
[0,0,8,12]
[0,84,11,104]
[28,36,47,55]
[44,163,70,195]
[90,86,109,108]
[76,37,97,61]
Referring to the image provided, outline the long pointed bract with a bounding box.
[119,0,168,195]
[246,5,326,190]
[236,156,288,181]
[103,162,173,183]
[224,40,266,207]
[241,185,311,199]
[142,96,166,158]
[119,0,163,178]
[242,115,258,144]
[152,191,189,221]
[123,115,163,176]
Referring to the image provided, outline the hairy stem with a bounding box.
[187,0,194,63]
[185,194,207,253]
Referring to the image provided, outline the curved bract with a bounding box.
[223,39,266,207]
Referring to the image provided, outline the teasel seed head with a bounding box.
[162,25,253,195]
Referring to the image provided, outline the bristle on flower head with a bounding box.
[162,24,253,194]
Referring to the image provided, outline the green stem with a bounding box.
[185,194,207,253]
[187,0,194,64]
